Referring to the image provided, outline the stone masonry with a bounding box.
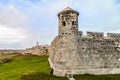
[24,44,49,56]
[48,7,120,76]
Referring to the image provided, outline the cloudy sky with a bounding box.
[0,0,120,49]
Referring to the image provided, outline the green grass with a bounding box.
[0,54,50,80]
[74,74,120,80]
[0,54,120,80]
[21,72,68,80]
[0,53,17,59]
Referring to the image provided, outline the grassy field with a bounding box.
[0,54,120,80]
[0,54,17,59]
[0,54,50,80]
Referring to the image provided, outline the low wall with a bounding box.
[53,67,120,77]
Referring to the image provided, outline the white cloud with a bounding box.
[0,4,32,49]
[70,0,120,33]
[0,0,120,49]
[0,23,34,49]
[0,4,28,27]
[0,24,28,43]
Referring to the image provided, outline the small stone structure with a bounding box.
[24,44,49,56]
[48,7,120,76]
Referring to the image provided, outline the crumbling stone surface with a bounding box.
[49,7,120,76]
[24,45,50,56]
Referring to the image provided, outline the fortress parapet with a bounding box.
[107,33,120,40]
[78,31,120,40]
[87,31,104,39]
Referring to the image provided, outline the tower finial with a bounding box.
[36,41,39,46]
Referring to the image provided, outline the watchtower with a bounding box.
[49,7,80,76]
[58,7,79,35]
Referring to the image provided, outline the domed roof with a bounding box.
[58,7,79,16]
[63,7,73,11]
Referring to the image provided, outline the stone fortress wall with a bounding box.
[49,7,120,76]
[78,32,120,69]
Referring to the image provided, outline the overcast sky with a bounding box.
[0,0,120,49]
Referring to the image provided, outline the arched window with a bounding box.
[62,21,66,26]
[72,21,75,25]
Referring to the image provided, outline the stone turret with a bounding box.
[58,7,79,35]
[49,7,80,76]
